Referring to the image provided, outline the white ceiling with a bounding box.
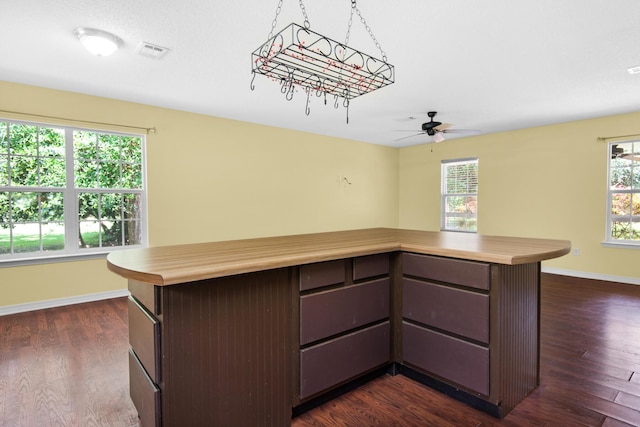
[1,0,640,147]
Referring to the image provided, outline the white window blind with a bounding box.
[441,158,478,232]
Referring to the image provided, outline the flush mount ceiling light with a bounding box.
[251,0,395,123]
[628,65,640,75]
[74,27,122,56]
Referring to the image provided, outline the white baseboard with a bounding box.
[541,267,640,286]
[0,289,131,316]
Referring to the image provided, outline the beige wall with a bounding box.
[2,80,639,307]
[399,112,640,282]
[0,81,399,306]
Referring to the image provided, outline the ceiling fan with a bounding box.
[395,111,479,143]
[612,144,640,161]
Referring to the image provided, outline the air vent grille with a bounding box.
[137,42,169,59]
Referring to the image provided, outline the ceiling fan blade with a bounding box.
[620,152,640,161]
[393,132,425,142]
[434,123,453,131]
[441,128,481,135]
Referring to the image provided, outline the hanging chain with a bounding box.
[344,0,355,45]
[269,0,310,38]
[298,0,311,29]
[267,0,284,40]
[345,0,388,62]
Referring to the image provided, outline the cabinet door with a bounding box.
[403,278,489,343]
[128,297,160,383]
[129,280,160,315]
[300,260,346,291]
[403,253,490,290]
[353,253,390,281]
[300,322,390,399]
[300,278,390,345]
[129,349,160,427]
[403,322,489,396]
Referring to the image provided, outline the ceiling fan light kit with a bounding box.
[251,0,394,122]
[432,132,445,143]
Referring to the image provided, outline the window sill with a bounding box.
[0,246,145,268]
[440,229,478,234]
[601,241,640,250]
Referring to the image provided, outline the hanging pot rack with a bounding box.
[250,0,395,123]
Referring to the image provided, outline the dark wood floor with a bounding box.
[0,297,139,426]
[1,274,639,426]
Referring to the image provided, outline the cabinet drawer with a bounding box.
[129,349,160,427]
[402,322,489,396]
[300,260,346,291]
[128,297,160,383]
[353,254,390,281]
[300,322,390,399]
[129,280,160,315]
[403,278,489,343]
[300,278,390,345]
[403,253,490,290]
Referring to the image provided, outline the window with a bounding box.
[441,158,478,232]
[607,142,640,244]
[0,119,146,262]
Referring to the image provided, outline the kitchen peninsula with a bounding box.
[107,228,571,427]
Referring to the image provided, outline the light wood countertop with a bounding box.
[107,228,571,286]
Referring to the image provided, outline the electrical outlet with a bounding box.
[573,248,580,256]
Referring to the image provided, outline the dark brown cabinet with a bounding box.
[124,249,545,424]
[300,322,390,398]
[400,252,541,417]
[403,278,489,343]
[300,259,346,291]
[127,270,294,427]
[401,253,491,395]
[128,349,160,427]
[112,229,569,425]
[298,254,391,400]
[128,282,161,427]
[300,278,390,346]
[402,322,490,395]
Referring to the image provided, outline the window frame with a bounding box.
[0,118,148,265]
[440,157,479,233]
[604,141,640,248]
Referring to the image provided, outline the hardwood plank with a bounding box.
[603,418,639,427]
[541,342,634,383]
[582,349,640,375]
[495,384,606,427]
[615,392,640,410]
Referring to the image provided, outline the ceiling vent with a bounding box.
[137,42,169,59]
